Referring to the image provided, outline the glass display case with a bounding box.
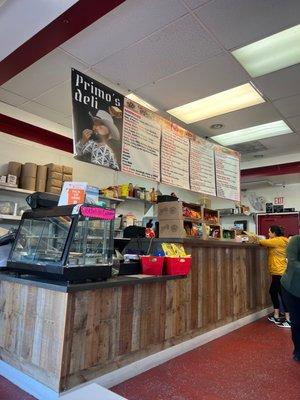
[6,204,115,281]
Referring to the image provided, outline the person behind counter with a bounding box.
[281,235,300,362]
[75,110,120,170]
[258,226,290,327]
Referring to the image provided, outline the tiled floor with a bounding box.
[112,318,300,400]
[1,318,300,400]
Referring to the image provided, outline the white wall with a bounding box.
[211,183,300,232]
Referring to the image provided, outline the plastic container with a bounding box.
[140,255,164,275]
[164,256,191,276]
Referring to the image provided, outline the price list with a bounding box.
[161,128,190,190]
[215,149,240,201]
[121,106,161,181]
[190,138,216,196]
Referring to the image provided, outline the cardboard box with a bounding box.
[36,165,47,181]
[36,180,46,192]
[48,171,63,180]
[21,177,36,191]
[62,165,73,175]
[46,178,62,190]
[21,163,37,178]
[157,201,183,221]
[159,219,186,238]
[63,174,73,182]
[46,186,61,195]
[7,162,22,178]
[46,163,63,174]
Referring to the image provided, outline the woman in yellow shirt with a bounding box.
[259,225,290,327]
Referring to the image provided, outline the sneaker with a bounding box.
[278,320,291,328]
[268,315,284,324]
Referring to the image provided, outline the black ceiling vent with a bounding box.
[229,141,267,154]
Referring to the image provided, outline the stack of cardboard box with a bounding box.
[62,166,73,183]
[3,161,73,194]
[20,163,37,191]
[36,165,47,192]
[46,164,63,195]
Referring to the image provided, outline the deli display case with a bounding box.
[6,203,115,282]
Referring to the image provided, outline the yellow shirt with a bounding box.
[259,236,288,275]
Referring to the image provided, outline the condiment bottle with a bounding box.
[128,183,133,197]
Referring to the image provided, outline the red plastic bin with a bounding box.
[165,256,191,276]
[140,256,165,275]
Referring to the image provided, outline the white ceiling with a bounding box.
[1,0,300,163]
[0,0,79,62]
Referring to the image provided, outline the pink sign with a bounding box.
[80,206,115,220]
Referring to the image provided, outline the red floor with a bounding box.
[1,318,300,400]
[112,318,300,400]
[0,376,35,400]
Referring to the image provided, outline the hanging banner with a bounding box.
[161,121,190,190]
[72,69,124,171]
[121,98,161,181]
[190,136,216,196]
[215,146,240,202]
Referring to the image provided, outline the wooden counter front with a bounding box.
[0,242,269,393]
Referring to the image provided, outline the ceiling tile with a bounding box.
[273,94,300,118]
[19,101,70,127]
[190,102,282,137]
[241,133,300,161]
[93,14,222,90]
[34,81,72,116]
[61,0,188,65]
[195,0,300,50]
[254,64,300,100]
[0,88,28,106]
[181,0,213,10]
[136,52,248,110]
[2,49,87,99]
[287,116,300,132]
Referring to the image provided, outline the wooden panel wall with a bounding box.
[60,245,269,391]
[0,281,67,391]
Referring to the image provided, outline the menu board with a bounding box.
[121,99,161,181]
[215,146,240,202]
[161,122,190,190]
[190,137,216,196]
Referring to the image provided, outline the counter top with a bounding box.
[125,237,260,247]
[0,271,185,293]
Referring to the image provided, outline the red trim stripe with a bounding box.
[0,0,125,85]
[0,113,73,153]
[241,162,300,178]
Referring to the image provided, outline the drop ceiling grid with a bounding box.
[189,102,284,137]
[134,52,249,110]
[192,0,300,50]
[92,13,223,90]
[2,48,88,100]
[61,0,189,66]
[0,0,299,160]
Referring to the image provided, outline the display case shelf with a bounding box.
[0,185,34,195]
[0,214,21,221]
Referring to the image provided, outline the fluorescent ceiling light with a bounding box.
[126,93,158,112]
[212,120,292,146]
[167,83,264,124]
[232,24,300,77]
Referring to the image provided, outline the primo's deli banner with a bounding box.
[71,69,240,201]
